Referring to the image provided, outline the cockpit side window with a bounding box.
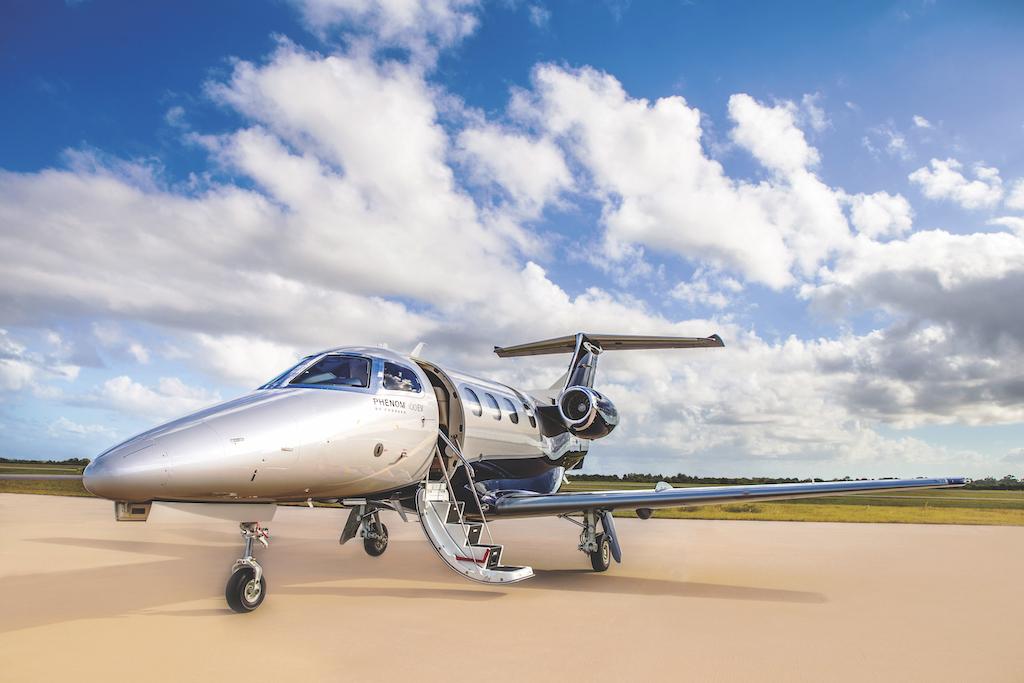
[289,355,370,388]
[383,362,422,393]
[463,387,483,417]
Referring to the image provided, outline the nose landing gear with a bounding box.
[226,522,269,613]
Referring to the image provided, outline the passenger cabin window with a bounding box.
[484,393,501,421]
[502,397,519,424]
[289,355,370,388]
[383,362,422,392]
[463,387,483,417]
[522,402,537,428]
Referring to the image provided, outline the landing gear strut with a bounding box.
[567,510,619,573]
[225,522,269,613]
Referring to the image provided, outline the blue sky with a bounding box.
[1,0,1023,477]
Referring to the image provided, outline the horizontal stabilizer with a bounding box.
[494,333,724,358]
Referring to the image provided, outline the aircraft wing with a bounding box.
[486,477,967,517]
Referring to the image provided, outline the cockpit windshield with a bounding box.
[258,355,315,389]
[289,355,371,388]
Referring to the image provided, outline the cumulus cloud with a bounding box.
[730,94,819,173]
[94,376,221,421]
[847,191,913,238]
[1006,179,1024,211]
[515,67,858,288]
[670,270,742,310]
[287,0,479,59]
[909,158,1004,209]
[0,328,80,393]
[456,124,572,218]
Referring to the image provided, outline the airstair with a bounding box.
[416,431,533,584]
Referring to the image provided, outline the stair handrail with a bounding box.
[437,430,496,547]
[429,445,473,545]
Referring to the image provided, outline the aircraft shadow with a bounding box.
[528,569,826,604]
[3,536,822,633]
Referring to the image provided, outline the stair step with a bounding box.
[416,486,533,585]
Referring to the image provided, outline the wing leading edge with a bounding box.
[487,477,967,517]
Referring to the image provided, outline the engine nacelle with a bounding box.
[557,386,619,440]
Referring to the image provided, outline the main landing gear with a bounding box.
[362,511,389,557]
[226,522,269,613]
[339,505,390,557]
[565,510,621,573]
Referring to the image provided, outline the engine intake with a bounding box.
[557,386,619,440]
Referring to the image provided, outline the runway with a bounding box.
[1,493,1021,682]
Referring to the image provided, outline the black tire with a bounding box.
[363,522,389,557]
[225,566,266,613]
[589,533,611,572]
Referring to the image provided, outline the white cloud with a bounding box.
[286,0,479,60]
[1006,179,1024,210]
[862,124,910,160]
[518,67,858,288]
[800,93,830,133]
[92,322,150,364]
[95,376,221,421]
[909,158,1004,209]
[847,191,913,238]
[729,94,819,173]
[527,4,550,28]
[456,124,572,217]
[670,271,740,309]
[912,114,932,129]
[48,416,117,440]
[195,333,300,387]
[0,328,79,393]
[989,216,1024,236]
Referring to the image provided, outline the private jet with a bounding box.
[18,333,966,612]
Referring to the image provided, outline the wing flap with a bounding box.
[488,477,967,517]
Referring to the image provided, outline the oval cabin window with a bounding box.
[484,393,501,421]
[463,387,483,417]
[502,397,519,424]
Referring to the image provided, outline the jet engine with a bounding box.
[557,385,619,439]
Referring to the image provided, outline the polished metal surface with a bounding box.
[490,477,968,517]
[85,347,438,503]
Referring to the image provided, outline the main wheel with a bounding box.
[363,522,389,557]
[589,533,611,572]
[225,566,266,613]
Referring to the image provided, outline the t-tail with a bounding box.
[494,332,724,441]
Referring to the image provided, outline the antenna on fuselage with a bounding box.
[410,342,425,358]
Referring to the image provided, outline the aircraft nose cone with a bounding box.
[83,437,160,500]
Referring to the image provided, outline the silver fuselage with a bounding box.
[83,347,580,503]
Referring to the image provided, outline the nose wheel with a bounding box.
[226,522,269,613]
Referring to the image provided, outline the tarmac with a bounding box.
[1,493,1021,682]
